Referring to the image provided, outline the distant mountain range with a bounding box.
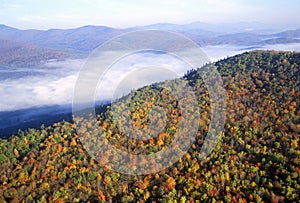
[0,22,300,67]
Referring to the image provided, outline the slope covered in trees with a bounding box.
[0,51,299,202]
[0,39,71,67]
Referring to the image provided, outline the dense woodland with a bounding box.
[0,39,71,68]
[0,51,299,202]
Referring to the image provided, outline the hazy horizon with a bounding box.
[1,0,300,30]
[1,20,300,32]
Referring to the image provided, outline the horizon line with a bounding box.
[1,20,299,31]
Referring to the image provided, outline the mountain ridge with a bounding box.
[1,23,300,68]
[0,23,299,52]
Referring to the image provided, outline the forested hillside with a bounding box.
[0,51,299,202]
[0,39,71,67]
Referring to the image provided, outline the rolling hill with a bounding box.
[0,51,299,202]
[0,39,71,67]
[1,23,300,68]
[0,24,123,55]
[1,23,300,57]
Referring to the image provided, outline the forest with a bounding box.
[0,50,299,202]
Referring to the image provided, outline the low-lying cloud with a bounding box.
[1,43,300,112]
[0,59,84,111]
[0,52,193,111]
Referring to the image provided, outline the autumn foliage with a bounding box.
[0,51,299,202]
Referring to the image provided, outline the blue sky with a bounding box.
[0,0,299,29]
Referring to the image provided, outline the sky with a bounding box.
[0,0,300,30]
